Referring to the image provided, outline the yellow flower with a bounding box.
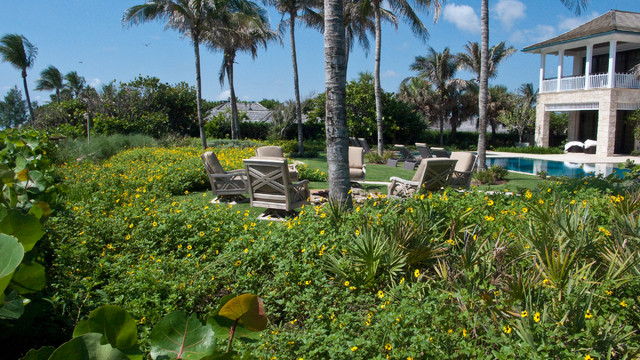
[620,300,628,307]
[355,230,360,236]
[377,290,384,299]
[199,231,204,236]
[187,245,192,250]
[414,269,420,278]
[447,329,453,334]
[320,230,325,235]
[534,312,540,322]
[350,346,358,351]
[235,260,242,266]
[585,310,593,319]
[344,281,350,287]
[522,207,528,213]
[462,329,467,337]
[606,290,613,296]
[503,325,512,334]
[487,199,494,206]
[521,310,528,318]
[106,244,113,250]
[177,244,182,249]
[125,234,131,240]
[585,355,593,360]
[384,343,392,351]
[187,224,192,229]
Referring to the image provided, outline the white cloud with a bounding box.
[382,70,400,78]
[494,0,526,30]
[89,78,102,88]
[443,3,480,34]
[217,90,230,101]
[557,11,600,32]
[510,25,556,45]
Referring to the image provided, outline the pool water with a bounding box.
[485,157,628,177]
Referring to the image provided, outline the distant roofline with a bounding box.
[522,30,639,52]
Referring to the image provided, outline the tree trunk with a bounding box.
[227,51,240,140]
[56,88,60,105]
[477,0,489,171]
[324,0,351,207]
[290,13,304,156]
[194,36,207,150]
[22,70,35,124]
[373,4,383,156]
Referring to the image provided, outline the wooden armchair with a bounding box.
[243,158,310,220]
[255,146,299,181]
[201,151,248,202]
[388,158,457,197]
[448,152,477,189]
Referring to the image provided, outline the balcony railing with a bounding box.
[540,73,640,93]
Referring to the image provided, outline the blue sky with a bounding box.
[1,0,639,104]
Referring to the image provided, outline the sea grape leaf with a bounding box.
[0,290,24,319]
[218,294,268,332]
[49,333,130,360]
[19,346,56,360]
[0,233,24,299]
[0,210,44,251]
[206,316,260,343]
[150,311,217,360]
[17,168,29,181]
[11,261,46,294]
[73,305,138,350]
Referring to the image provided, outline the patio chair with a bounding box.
[448,152,477,189]
[255,145,299,181]
[201,151,248,203]
[564,141,584,153]
[349,146,366,182]
[357,138,372,153]
[584,139,597,154]
[394,144,416,161]
[386,158,399,167]
[416,142,451,158]
[349,137,360,147]
[243,158,310,220]
[388,158,457,197]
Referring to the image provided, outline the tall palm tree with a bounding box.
[456,41,516,82]
[65,71,86,98]
[265,0,321,155]
[410,47,466,146]
[366,0,442,156]
[323,0,351,206]
[208,1,278,139]
[35,65,64,104]
[124,0,213,150]
[476,0,588,170]
[0,34,37,124]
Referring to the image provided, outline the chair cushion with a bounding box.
[349,168,365,178]
[450,152,475,172]
[349,146,364,167]
[256,146,284,158]
[202,151,225,174]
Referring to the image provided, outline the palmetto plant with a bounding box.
[0,33,37,123]
[35,65,64,104]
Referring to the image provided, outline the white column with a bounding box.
[557,49,564,92]
[608,40,617,88]
[539,53,546,92]
[585,44,593,89]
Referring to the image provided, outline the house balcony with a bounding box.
[541,73,640,93]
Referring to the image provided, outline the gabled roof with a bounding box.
[207,102,273,123]
[523,10,640,52]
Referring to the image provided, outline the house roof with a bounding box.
[523,10,640,52]
[207,102,274,123]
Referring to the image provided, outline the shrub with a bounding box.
[474,165,508,184]
[493,145,564,154]
[49,134,158,164]
[365,150,395,164]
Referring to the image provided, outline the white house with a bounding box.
[523,10,640,156]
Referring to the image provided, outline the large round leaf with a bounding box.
[0,233,24,299]
[150,311,217,360]
[0,210,44,252]
[19,346,55,360]
[0,289,24,319]
[11,261,46,294]
[217,294,268,332]
[49,333,130,360]
[73,305,138,350]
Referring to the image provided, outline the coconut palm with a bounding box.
[35,65,64,104]
[65,71,86,98]
[323,0,351,205]
[124,0,214,150]
[366,0,442,156]
[208,1,278,139]
[410,47,466,146]
[456,41,516,82]
[265,0,321,155]
[0,34,37,124]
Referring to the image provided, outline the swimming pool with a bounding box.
[485,157,628,177]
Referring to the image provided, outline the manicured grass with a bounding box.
[473,171,544,191]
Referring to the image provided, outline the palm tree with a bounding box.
[476,0,588,170]
[323,0,351,206]
[124,0,213,150]
[0,34,37,124]
[367,0,442,156]
[410,47,466,146]
[265,0,321,156]
[65,71,86,98]
[35,65,64,104]
[456,41,516,82]
[209,1,278,140]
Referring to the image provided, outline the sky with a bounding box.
[1,0,639,105]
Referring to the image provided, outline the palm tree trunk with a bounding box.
[373,4,383,156]
[56,88,60,104]
[193,35,207,150]
[290,13,304,156]
[477,0,489,171]
[22,70,35,124]
[227,51,240,140]
[324,0,351,207]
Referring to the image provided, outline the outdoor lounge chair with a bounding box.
[243,158,310,220]
[564,141,584,153]
[357,138,372,153]
[448,152,477,189]
[394,144,416,161]
[416,143,451,158]
[584,139,597,154]
[387,158,457,197]
[201,151,248,203]
[349,146,366,182]
[349,137,360,147]
[255,145,299,181]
